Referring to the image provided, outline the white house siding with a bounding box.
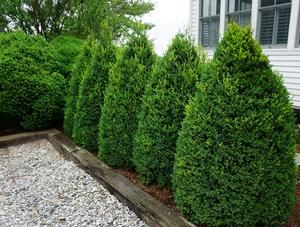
[264,49,300,109]
[189,0,199,44]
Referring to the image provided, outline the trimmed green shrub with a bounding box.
[50,36,84,79]
[63,37,94,136]
[0,112,19,130]
[0,32,66,129]
[73,25,116,151]
[173,24,296,226]
[98,33,156,168]
[132,34,205,186]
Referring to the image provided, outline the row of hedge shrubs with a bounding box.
[0,32,83,129]
[64,24,296,226]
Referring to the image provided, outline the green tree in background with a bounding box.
[98,33,156,168]
[70,0,153,40]
[0,0,153,40]
[73,22,116,151]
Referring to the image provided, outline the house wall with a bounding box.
[189,0,200,43]
[266,49,300,108]
[190,0,300,109]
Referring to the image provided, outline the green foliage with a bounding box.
[50,36,84,79]
[63,37,94,136]
[0,112,19,130]
[132,34,205,186]
[73,24,116,151]
[0,0,153,40]
[0,31,66,130]
[98,33,156,168]
[0,0,76,39]
[173,24,296,226]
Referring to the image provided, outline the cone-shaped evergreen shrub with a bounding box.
[73,24,116,151]
[63,38,94,136]
[132,34,205,186]
[173,24,296,226]
[98,33,156,168]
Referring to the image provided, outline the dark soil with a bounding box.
[296,145,300,154]
[0,126,24,137]
[115,168,176,211]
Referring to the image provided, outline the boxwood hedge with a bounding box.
[73,25,116,151]
[50,36,84,79]
[173,24,296,226]
[0,32,66,129]
[132,34,205,186]
[63,37,94,136]
[98,33,156,168]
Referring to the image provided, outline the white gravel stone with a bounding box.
[0,139,148,227]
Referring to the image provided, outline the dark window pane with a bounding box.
[217,0,221,14]
[211,17,220,46]
[201,19,210,47]
[276,6,291,44]
[276,0,291,5]
[259,9,275,44]
[240,0,252,10]
[240,11,252,25]
[201,17,220,47]
[227,12,251,27]
[227,14,239,24]
[261,0,275,7]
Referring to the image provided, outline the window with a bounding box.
[259,0,291,46]
[200,0,221,48]
[227,0,252,26]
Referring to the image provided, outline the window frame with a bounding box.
[257,0,292,48]
[199,0,221,49]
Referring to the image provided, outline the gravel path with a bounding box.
[0,139,147,226]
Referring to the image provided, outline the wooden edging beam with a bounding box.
[0,129,195,227]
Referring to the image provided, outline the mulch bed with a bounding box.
[285,168,300,226]
[0,127,23,137]
[115,169,176,211]
[296,145,300,154]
